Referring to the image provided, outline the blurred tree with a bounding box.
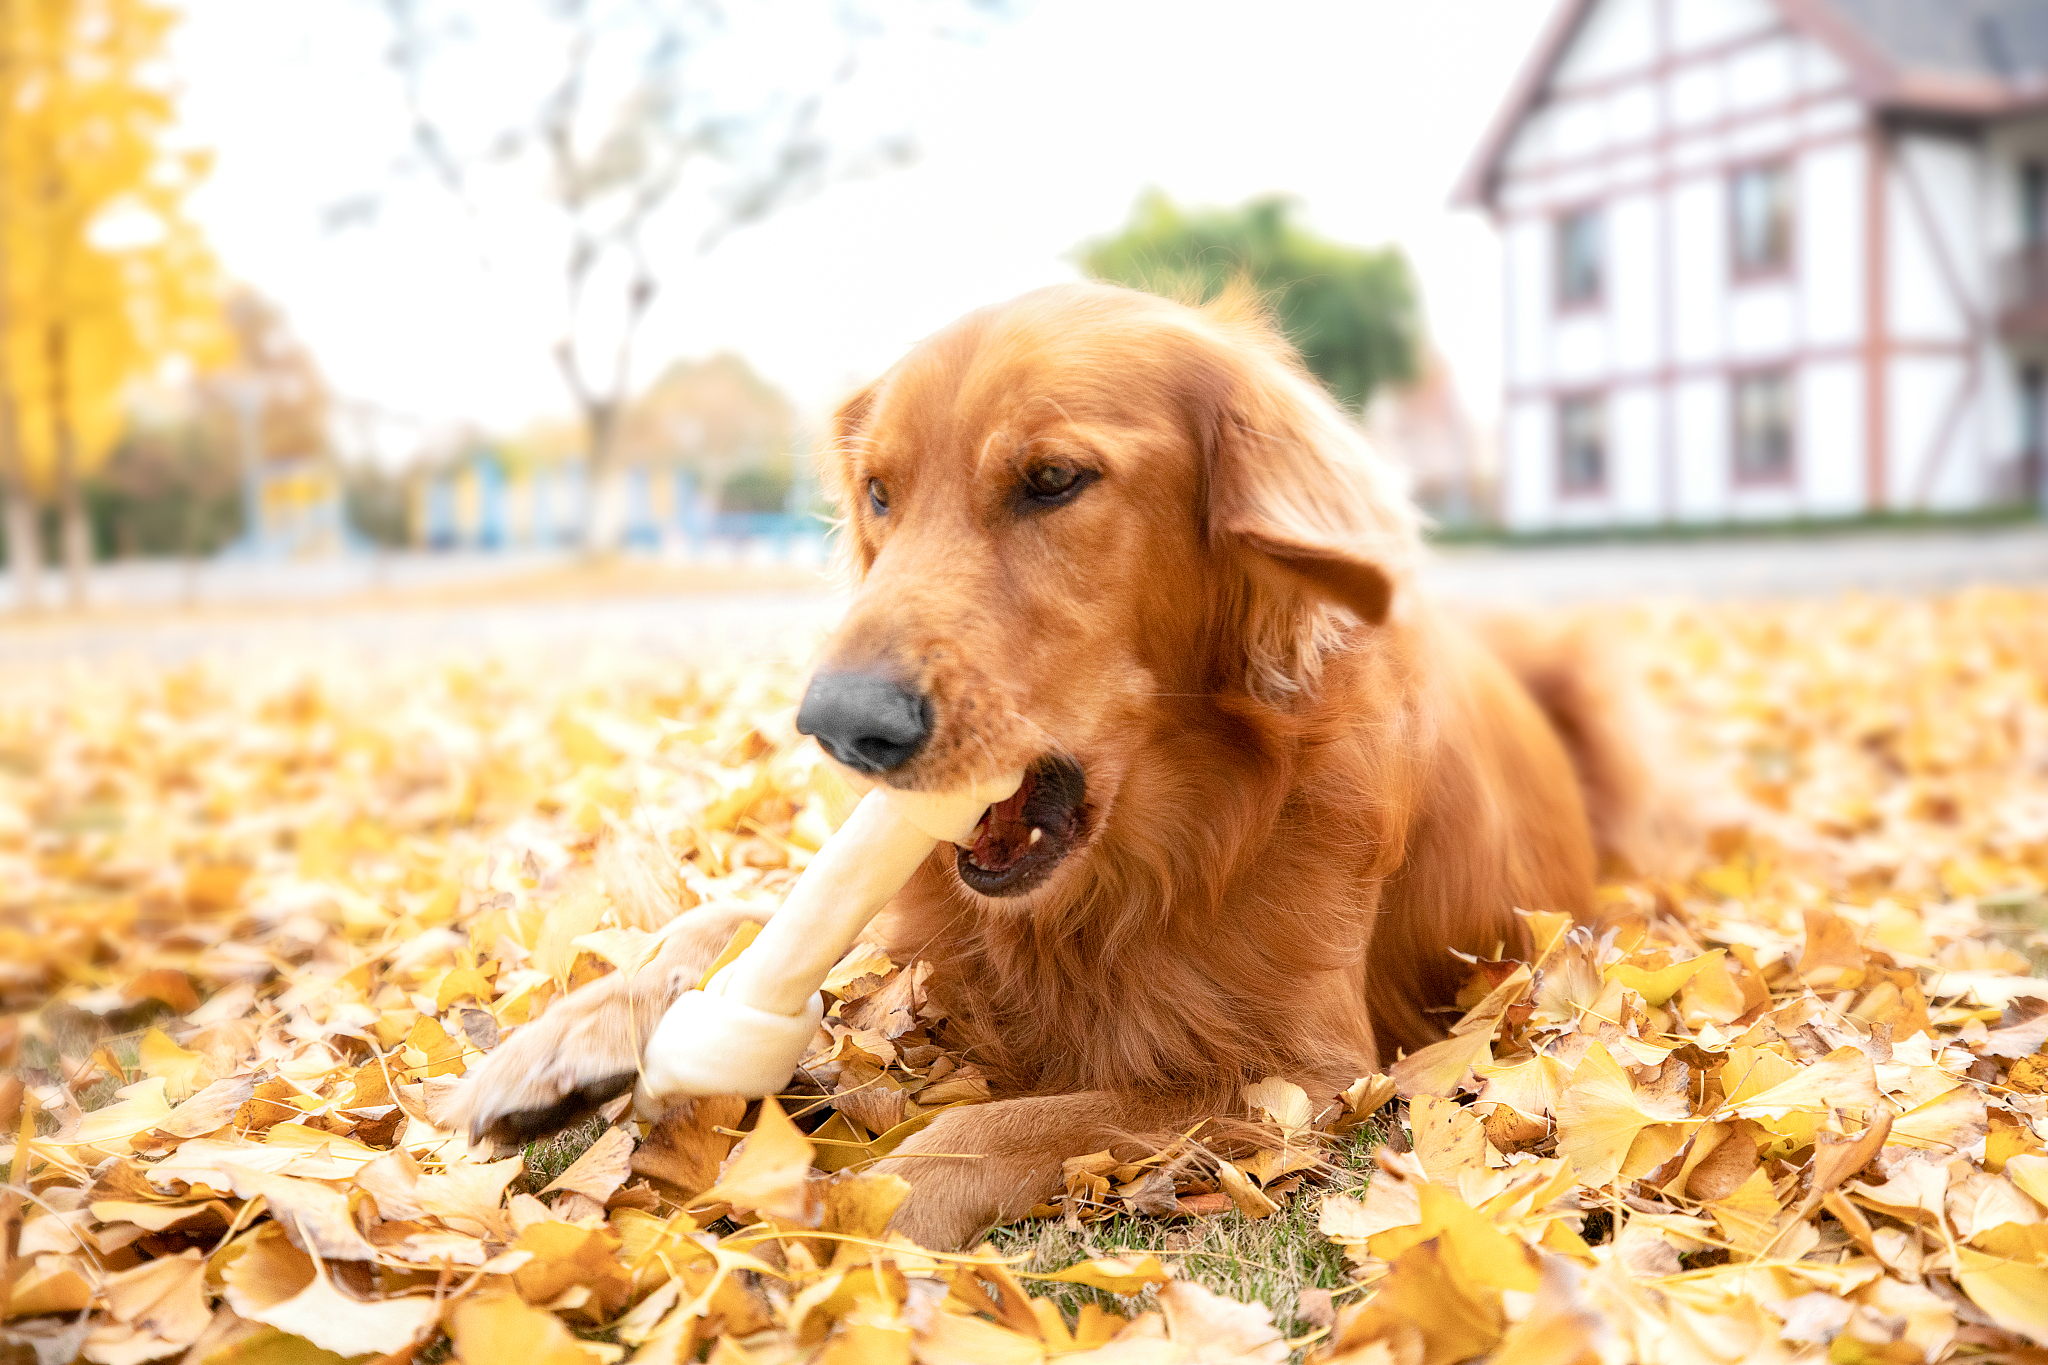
[1078,192,1422,413]
[340,461,411,547]
[208,290,332,463]
[87,399,242,560]
[0,0,229,606]
[620,351,794,509]
[84,289,334,560]
[0,0,36,608]
[371,0,1008,553]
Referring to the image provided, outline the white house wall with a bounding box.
[1670,0,1776,50]
[1885,133,1990,510]
[1554,0,1655,85]
[1802,144,1865,347]
[1486,0,2024,530]
[1803,361,1865,514]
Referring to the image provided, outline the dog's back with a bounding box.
[1471,609,1690,882]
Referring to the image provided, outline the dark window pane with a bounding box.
[1731,165,1792,274]
[1733,371,1795,482]
[1559,396,1606,493]
[1557,208,1604,306]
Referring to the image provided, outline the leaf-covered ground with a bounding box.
[2,589,2047,1364]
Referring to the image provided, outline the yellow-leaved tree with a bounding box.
[0,0,227,608]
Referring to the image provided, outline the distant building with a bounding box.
[1458,0,2048,532]
[413,443,817,552]
[248,455,350,557]
[414,447,592,550]
[1365,351,1497,525]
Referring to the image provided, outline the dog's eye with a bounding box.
[868,478,889,515]
[1023,464,1089,506]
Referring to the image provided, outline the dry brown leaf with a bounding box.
[539,1125,636,1206]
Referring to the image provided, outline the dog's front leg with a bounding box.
[452,903,772,1150]
[869,1091,1197,1250]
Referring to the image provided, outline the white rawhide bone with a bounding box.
[634,768,1024,1112]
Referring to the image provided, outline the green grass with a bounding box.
[987,1125,1384,1355]
[1428,504,2044,548]
[1979,889,2048,975]
[16,1004,167,1134]
[518,1112,608,1192]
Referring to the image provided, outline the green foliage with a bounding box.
[719,464,793,514]
[1078,192,1422,412]
[342,462,413,548]
[82,422,242,559]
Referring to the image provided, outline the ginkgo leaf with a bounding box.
[570,926,665,977]
[67,1077,172,1149]
[1156,1279,1288,1363]
[156,1074,258,1139]
[451,1290,608,1365]
[1954,1247,2048,1346]
[137,1029,212,1103]
[224,1168,381,1261]
[539,1125,636,1206]
[223,1226,437,1356]
[414,1154,524,1238]
[1410,1094,1488,1186]
[1243,1078,1313,1138]
[1368,1182,1541,1294]
[1215,1159,1279,1219]
[821,1172,912,1238]
[1390,966,1531,1101]
[1554,1042,1693,1188]
[1476,1053,1568,1120]
[694,1096,817,1224]
[1607,951,1722,1007]
[1042,1255,1172,1296]
[1716,1046,1878,1120]
[1888,1085,1989,1153]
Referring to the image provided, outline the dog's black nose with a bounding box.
[796,672,933,773]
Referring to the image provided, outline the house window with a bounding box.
[1555,207,1604,308]
[1730,163,1793,276]
[1732,370,1795,484]
[1558,395,1607,495]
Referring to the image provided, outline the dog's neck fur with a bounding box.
[881,615,1432,1102]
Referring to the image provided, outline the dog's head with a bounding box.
[799,282,1420,902]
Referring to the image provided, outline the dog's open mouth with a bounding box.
[954,755,1086,897]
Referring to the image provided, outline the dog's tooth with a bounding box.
[1029,827,1043,845]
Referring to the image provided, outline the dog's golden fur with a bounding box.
[456,283,1649,1248]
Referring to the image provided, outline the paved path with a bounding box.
[0,524,2042,669]
[1422,523,2048,605]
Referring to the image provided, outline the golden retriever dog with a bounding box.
[456,282,1653,1248]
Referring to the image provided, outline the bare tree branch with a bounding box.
[366,0,1009,551]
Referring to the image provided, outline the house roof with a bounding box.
[1454,0,2048,209]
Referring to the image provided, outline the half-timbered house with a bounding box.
[1457,0,2048,530]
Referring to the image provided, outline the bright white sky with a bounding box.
[171,0,1552,456]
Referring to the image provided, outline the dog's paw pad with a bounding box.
[474,1070,638,1146]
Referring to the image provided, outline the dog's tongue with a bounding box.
[966,771,1037,872]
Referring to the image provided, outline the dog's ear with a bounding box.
[824,380,881,578]
[1204,360,1414,626]
[1195,310,1418,699]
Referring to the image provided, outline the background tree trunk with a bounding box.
[45,319,87,607]
[0,476,38,611]
[578,398,623,556]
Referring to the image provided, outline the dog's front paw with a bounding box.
[450,976,646,1149]
[450,904,777,1149]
